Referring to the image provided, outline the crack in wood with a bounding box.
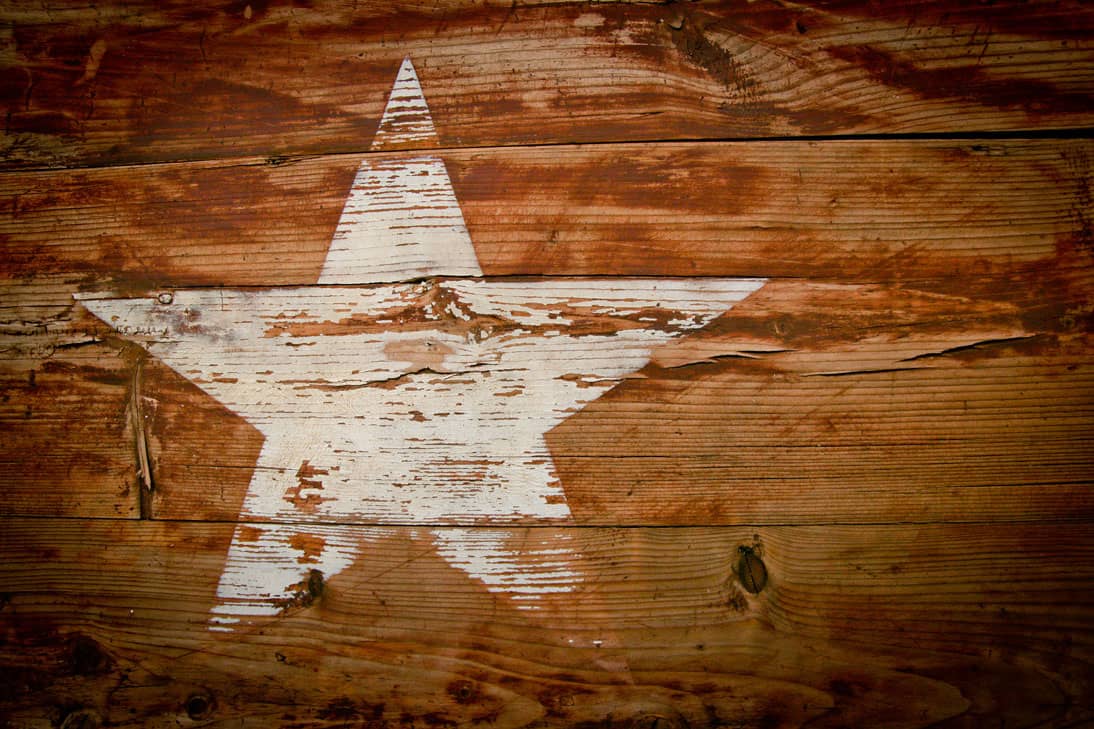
[125,352,154,520]
[661,349,796,370]
[801,366,926,378]
[897,334,1041,362]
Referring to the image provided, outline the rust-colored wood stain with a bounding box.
[1,1,1092,727]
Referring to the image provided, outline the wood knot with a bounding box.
[68,634,111,675]
[273,568,325,613]
[59,709,101,729]
[631,712,687,729]
[306,569,325,599]
[737,545,768,594]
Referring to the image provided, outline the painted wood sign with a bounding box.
[78,59,766,627]
[1,2,1092,728]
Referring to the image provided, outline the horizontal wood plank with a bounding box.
[1,518,1091,728]
[97,323,1094,526]
[3,277,1090,524]
[2,1,1092,168]
[0,337,139,518]
[1,139,1090,287]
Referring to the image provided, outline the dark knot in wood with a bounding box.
[630,712,687,729]
[59,709,101,729]
[737,545,768,594]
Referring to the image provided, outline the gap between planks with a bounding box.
[6,514,1092,529]
[2,127,1091,176]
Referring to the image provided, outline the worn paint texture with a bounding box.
[77,58,766,627]
[3,3,1094,727]
[321,59,481,283]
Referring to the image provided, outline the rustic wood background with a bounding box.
[2,1,1092,727]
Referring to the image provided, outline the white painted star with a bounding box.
[78,58,765,630]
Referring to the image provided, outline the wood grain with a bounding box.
[0,323,141,518]
[1,0,1092,168]
[1,139,1090,287]
[1,518,1092,728]
[2,276,1090,525]
[2,2,1092,725]
[4,138,1087,521]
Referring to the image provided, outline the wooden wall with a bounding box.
[1,1,1092,727]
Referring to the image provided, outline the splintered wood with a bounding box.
[1,1,1092,727]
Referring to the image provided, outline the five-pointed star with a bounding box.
[78,58,765,630]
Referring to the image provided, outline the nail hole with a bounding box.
[185,693,213,720]
[448,679,477,704]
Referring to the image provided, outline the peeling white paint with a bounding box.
[81,276,762,626]
[76,56,768,630]
[209,522,364,627]
[321,56,480,284]
[371,57,437,150]
[318,155,483,284]
[431,529,583,609]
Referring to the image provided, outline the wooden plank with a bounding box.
[0,327,139,519]
[2,1,1092,168]
[1,518,1091,728]
[91,305,1094,526]
[1,139,1090,286]
[3,275,1091,524]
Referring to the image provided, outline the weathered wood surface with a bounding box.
[2,0,1093,168]
[2,139,1090,287]
[2,518,1093,728]
[2,139,1091,525]
[2,1,1093,727]
[3,277,1092,525]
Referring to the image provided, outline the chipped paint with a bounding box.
[79,276,762,622]
[371,57,438,150]
[432,529,583,609]
[321,57,480,284]
[76,56,767,628]
[318,155,483,284]
[209,523,362,629]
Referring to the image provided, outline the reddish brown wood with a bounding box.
[1,140,1089,286]
[1,518,1091,728]
[0,341,138,518]
[1,1,1091,168]
[1,2,1092,727]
